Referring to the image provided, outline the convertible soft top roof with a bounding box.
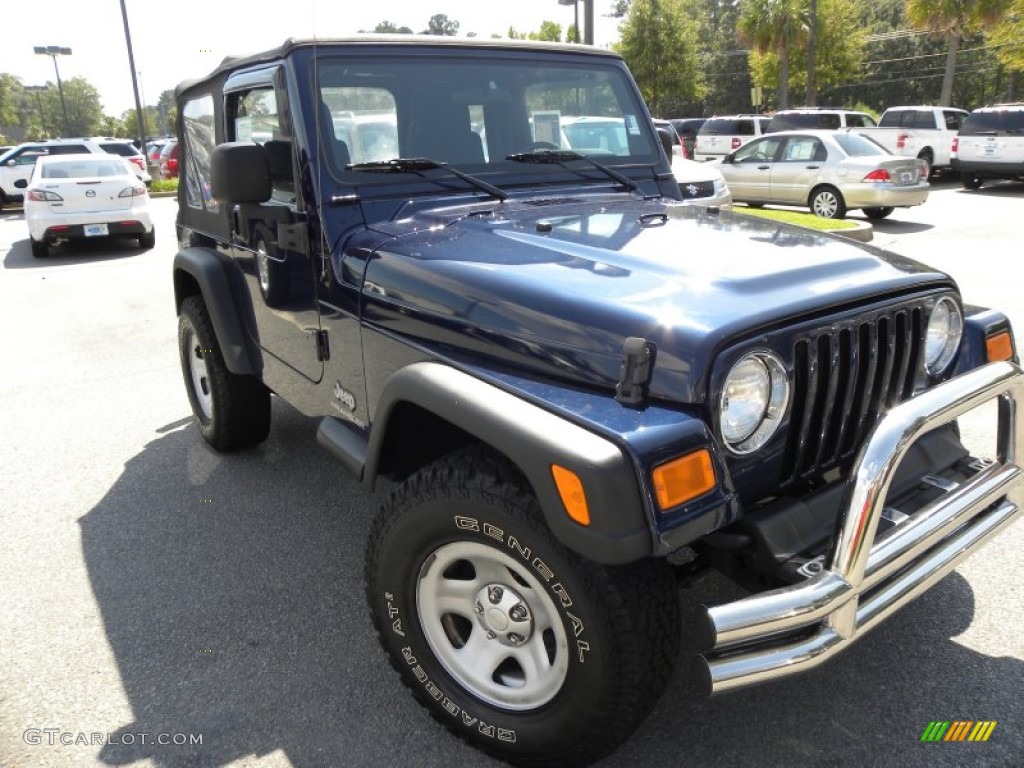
[175,35,620,99]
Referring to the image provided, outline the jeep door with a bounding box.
[222,71,324,384]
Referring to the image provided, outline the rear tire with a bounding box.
[917,150,933,179]
[177,295,270,451]
[961,172,983,190]
[366,447,681,767]
[139,227,156,249]
[863,207,894,220]
[809,185,847,219]
[30,238,48,258]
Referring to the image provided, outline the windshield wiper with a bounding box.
[505,149,648,197]
[347,157,507,201]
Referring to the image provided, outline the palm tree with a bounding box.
[905,0,1011,105]
[737,0,811,109]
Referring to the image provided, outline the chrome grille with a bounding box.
[781,305,925,486]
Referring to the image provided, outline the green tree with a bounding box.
[746,0,866,108]
[567,23,582,43]
[0,73,20,128]
[425,13,459,35]
[905,0,1011,105]
[983,0,1024,95]
[534,21,563,41]
[367,20,413,33]
[617,0,705,116]
[737,0,811,110]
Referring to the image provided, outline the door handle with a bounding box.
[758,165,770,170]
[805,165,820,169]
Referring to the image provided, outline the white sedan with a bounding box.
[717,130,929,219]
[20,153,155,258]
[672,156,732,208]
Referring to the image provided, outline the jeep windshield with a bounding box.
[312,52,661,190]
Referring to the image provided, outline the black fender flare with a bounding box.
[172,246,261,376]
[365,362,653,564]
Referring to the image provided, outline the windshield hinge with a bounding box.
[277,222,308,254]
[314,329,330,362]
[615,337,656,407]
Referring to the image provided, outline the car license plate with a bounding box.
[900,171,912,183]
[84,224,109,237]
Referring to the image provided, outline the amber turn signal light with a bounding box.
[986,331,1014,362]
[551,465,590,526]
[652,449,716,511]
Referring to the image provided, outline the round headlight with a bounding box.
[719,351,790,454]
[925,297,963,375]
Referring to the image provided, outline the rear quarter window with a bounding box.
[960,111,1024,136]
[700,119,740,135]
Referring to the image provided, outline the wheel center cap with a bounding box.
[474,583,534,646]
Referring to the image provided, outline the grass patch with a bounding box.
[733,205,859,231]
[150,178,178,194]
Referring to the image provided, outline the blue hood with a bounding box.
[355,195,953,403]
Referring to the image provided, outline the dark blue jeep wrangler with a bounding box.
[172,37,1024,767]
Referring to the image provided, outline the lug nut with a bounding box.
[486,630,497,640]
[508,633,524,646]
[488,586,504,604]
[474,601,484,614]
[509,604,529,622]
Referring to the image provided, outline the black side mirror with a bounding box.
[211,142,271,203]
[721,154,734,165]
[14,179,27,189]
[656,128,674,161]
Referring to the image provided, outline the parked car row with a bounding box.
[676,102,1024,218]
[1,138,152,209]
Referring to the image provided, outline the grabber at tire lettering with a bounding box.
[365,446,681,767]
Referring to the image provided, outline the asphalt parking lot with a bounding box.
[1,180,1022,768]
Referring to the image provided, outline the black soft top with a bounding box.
[175,35,620,100]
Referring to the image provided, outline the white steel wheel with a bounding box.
[186,329,214,420]
[416,540,569,711]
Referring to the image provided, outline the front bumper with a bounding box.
[698,361,1024,695]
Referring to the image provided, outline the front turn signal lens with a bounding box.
[551,465,590,526]
[986,331,1014,362]
[652,449,716,511]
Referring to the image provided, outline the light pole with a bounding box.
[119,0,147,152]
[24,85,50,138]
[557,0,594,45]
[33,46,71,136]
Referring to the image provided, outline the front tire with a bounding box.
[809,185,847,219]
[177,295,270,451]
[365,447,680,767]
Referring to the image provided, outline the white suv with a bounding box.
[766,108,877,132]
[694,115,770,162]
[952,103,1024,189]
[0,139,105,208]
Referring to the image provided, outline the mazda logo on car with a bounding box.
[686,184,699,197]
[85,189,96,197]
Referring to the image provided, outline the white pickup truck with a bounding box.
[855,106,969,176]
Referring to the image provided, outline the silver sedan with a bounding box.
[717,130,929,219]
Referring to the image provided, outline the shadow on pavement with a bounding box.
[956,180,1024,199]
[81,405,1023,767]
[4,234,147,270]
[867,218,935,235]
